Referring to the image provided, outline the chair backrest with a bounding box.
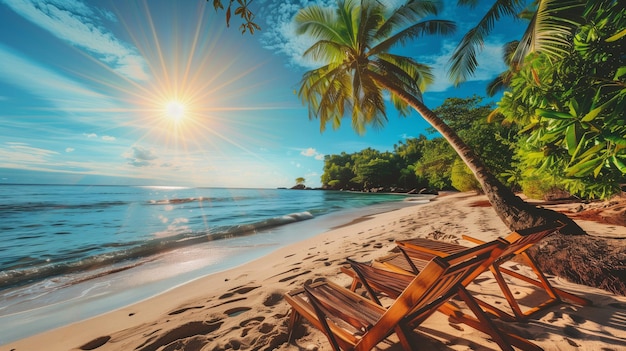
[499,222,563,260]
[354,240,503,351]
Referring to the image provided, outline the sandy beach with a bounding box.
[5,192,626,351]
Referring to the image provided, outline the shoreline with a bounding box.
[1,196,430,346]
[5,192,626,351]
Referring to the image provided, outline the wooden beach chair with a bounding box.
[284,240,542,351]
[340,237,502,292]
[396,222,591,321]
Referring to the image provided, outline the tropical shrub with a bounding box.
[497,0,626,199]
[451,159,481,192]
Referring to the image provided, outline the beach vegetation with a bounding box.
[295,0,580,233]
[414,137,454,190]
[451,158,481,192]
[492,0,626,199]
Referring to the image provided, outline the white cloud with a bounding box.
[259,0,335,68]
[300,147,325,160]
[65,147,75,152]
[123,146,158,167]
[84,133,98,138]
[2,0,149,81]
[101,135,116,141]
[300,147,317,157]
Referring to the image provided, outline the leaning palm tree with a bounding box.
[296,0,581,233]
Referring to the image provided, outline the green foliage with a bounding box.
[414,138,455,190]
[321,138,429,191]
[451,159,481,192]
[295,0,455,134]
[519,174,556,200]
[496,0,626,199]
[433,95,519,180]
[319,96,520,193]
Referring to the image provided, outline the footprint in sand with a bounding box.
[168,305,204,316]
[219,285,259,299]
[240,316,264,327]
[79,336,111,350]
[279,270,312,282]
[224,306,252,317]
[263,292,283,307]
[136,320,223,351]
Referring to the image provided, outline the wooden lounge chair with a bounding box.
[396,222,591,321]
[284,240,542,351]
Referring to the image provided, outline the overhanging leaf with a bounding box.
[573,143,606,163]
[606,28,626,42]
[612,156,626,173]
[565,123,581,155]
[580,105,603,122]
[566,157,604,177]
[536,109,574,120]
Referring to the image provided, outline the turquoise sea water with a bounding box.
[0,184,430,343]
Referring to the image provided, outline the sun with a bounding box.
[164,100,186,121]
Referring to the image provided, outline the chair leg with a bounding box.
[439,298,543,351]
[395,324,417,351]
[517,252,592,306]
[287,309,301,343]
[456,287,514,351]
[490,263,528,320]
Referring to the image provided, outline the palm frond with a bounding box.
[512,0,584,64]
[376,53,434,92]
[448,0,525,85]
[371,19,456,56]
[295,4,345,43]
[357,0,383,53]
[486,71,513,97]
[375,0,442,40]
[302,39,350,63]
[336,0,360,48]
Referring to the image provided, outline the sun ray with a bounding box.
[23,0,302,185]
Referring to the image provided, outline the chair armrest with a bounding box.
[461,235,485,244]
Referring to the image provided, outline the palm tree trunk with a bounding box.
[374,75,585,234]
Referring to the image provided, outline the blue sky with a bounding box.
[0,0,527,188]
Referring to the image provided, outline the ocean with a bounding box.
[0,184,431,343]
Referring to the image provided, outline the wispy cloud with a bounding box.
[0,142,59,166]
[0,44,117,112]
[2,0,149,81]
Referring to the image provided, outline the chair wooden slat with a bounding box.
[285,239,542,351]
[396,222,591,321]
